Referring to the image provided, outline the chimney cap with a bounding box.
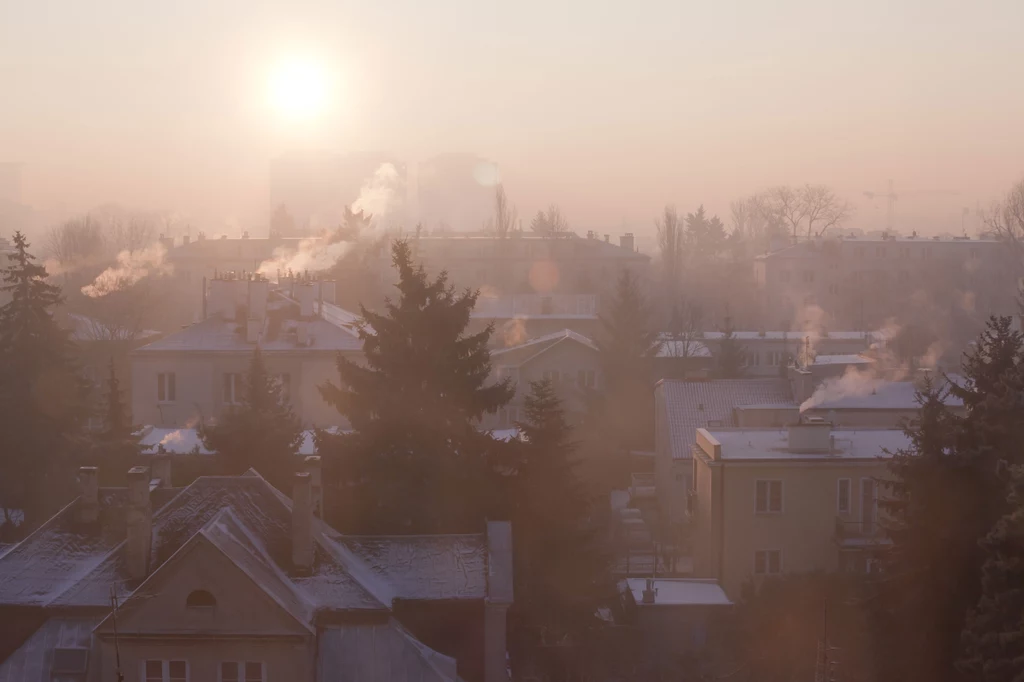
[127,465,148,480]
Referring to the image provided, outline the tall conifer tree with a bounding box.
[318,240,513,533]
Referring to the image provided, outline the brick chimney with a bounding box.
[303,456,323,519]
[126,466,152,581]
[151,454,172,488]
[78,466,99,524]
[485,521,513,682]
[292,472,314,572]
[298,284,315,319]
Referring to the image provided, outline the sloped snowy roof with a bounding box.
[706,428,909,460]
[624,578,731,607]
[138,427,335,456]
[659,379,796,460]
[812,354,873,366]
[133,314,361,354]
[491,329,598,367]
[810,379,965,411]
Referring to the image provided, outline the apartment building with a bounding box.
[484,329,602,429]
[688,421,906,598]
[130,275,361,428]
[405,231,649,297]
[753,235,1015,330]
[0,461,513,682]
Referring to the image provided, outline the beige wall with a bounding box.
[691,448,890,598]
[131,352,356,428]
[484,341,601,429]
[95,538,315,682]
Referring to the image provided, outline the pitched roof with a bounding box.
[0,474,495,615]
[658,379,796,460]
[491,329,597,367]
[133,314,361,354]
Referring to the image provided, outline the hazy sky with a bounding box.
[2,0,1023,240]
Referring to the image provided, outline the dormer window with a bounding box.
[186,589,216,609]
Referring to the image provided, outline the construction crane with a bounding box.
[863,180,960,231]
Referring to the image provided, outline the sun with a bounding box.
[268,56,331,122]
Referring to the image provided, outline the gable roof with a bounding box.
[658,379,796,460]
[133,313,361,354]
[0,474,496,616]
[491,329,598,367]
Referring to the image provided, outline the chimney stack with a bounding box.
[151,454,172,488]
[619,233,635,252]
[78,466,99,524]
[248,277,269,322]
[298,284,315,319]
[126,466,152,580]
[292,472,314,572]
[304,456,323,518]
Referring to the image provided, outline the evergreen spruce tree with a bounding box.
[318,240,513,533]
[509,381,613,676]
[715,315,746,378]
[0,232,88,523]
[90,358,143,482]
[959,464,1024,682]
[202,346,303,490]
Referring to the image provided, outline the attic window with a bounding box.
[186,589,216,608]
[51,647,89,675]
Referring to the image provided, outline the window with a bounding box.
[828,283,840,295]
[561,371,575,386]
[875,246,886,258]
[186,589,216,608]
[541,370,559,383]
[837,478,851,515]
[220,662,265,682]
[856,247,865,258]
[577,369,596,389]
[146,660,188,682]
[923,246,933,258]
[899,246,910,258]
[157,372,176,402]
[802,270,814,283]
[753,549,782,575]
[755,480,783,513]
[779,270,791,283]
[745,352,759,366]
[223,373,242,404]
[51,648,89,676]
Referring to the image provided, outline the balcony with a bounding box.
[833,517,891,548]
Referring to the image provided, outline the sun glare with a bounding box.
[268,56,331,122]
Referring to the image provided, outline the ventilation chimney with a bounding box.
[641,578,657,604]
[787,419,832,453]
[182,235,191,246]
[298,284,315,318]
[248,277,269,322]
[292,472,314,572]
[78,466,99,524]
[126,466,152,580]
[620,233,635,252]
[304,456,323,518]
[151,454,172,488]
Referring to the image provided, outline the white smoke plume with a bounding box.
[256,238,351,279]
[799,365,888,412]
[81,242,170,297]
[351,163,406,222]
[793,303,828,365]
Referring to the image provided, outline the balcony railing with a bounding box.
[834,516,891,547]
[629,472,656,500]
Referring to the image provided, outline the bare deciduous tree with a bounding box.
[800,184,852,238]
[45,216,107,276]
[529,204,569,235]
[767,186,807,240]
[491,184,518,238]
[984,177,1024,267]
[656,205,684,301]
[106,216,157,255]
[663,298,705,362]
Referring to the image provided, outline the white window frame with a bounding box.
[755,479,783,514]
[143,659,189,682]
[219,661,266,682]
[157,372,176,403]
[223,373,242,405]
[837,478,851,515]
[753,549,783,575]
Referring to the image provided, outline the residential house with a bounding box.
[130,275,361,429]
[0,461,513,682]
[654,379,797,526]
[470,294,601,347]
[484,329,601,429]
[688,421,907,598]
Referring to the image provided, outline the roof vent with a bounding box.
[642,578,657,604]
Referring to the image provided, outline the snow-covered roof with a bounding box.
[65,313,162,343]
[697,330,878,342]
[0,473,504,612]
[624,578,732,607]
[133,313,361,354]
[704,428,909,460]
[808,378,965,411]
[491,329,598,366]
[812,354,873,366]
[659,379,796,460]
